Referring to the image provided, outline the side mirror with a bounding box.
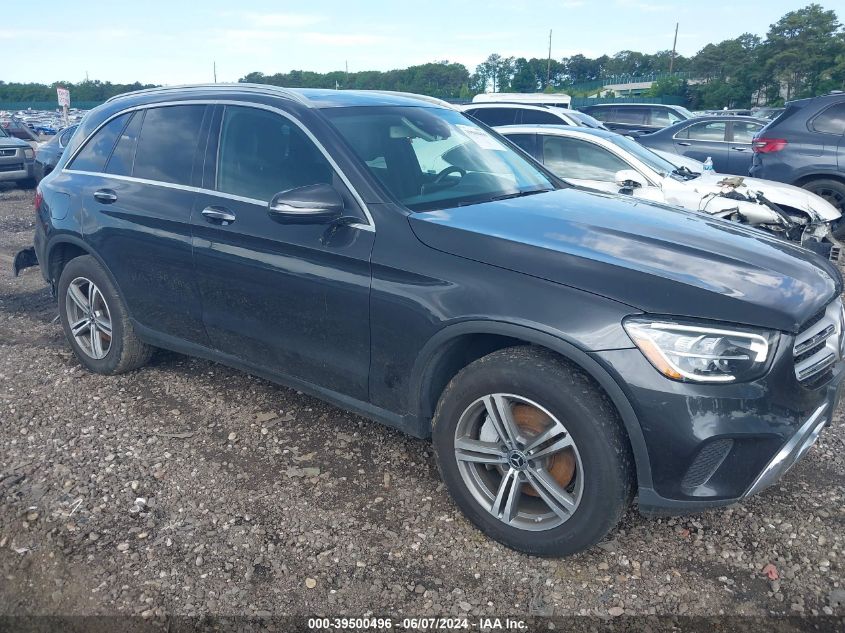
[268,184,344,224]
[614,169,646,190]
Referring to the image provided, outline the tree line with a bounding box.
[2,4,842,109]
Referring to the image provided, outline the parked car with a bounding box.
[496,124,841,257]
[752,107,785,121]
[578,103,695,136]
[636,115,768,175]
[34,124,78,183]
[471,92,571,109]
[1,117,40,144]
[750,92,845,217]
[0,124,36,187]
[20,85,844,557]
[463,102,607,129]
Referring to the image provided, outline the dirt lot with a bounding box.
[1,183,844,621]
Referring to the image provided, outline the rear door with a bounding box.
[672,120,730,171]
[66,105,210,344]
[728,120,765,175]
[191,104,375,399]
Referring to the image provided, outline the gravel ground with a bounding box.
[1,183,844,621]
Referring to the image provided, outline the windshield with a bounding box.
[608,133,680,177]
[566,111,607,130]
[674,106,695,119]
[323,106,555,212]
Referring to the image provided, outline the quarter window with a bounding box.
[133,105,205,185]
[68,113,131,172]
[811,104,845,135]
[106,111,144,176]
[541,136,630,181]
[216,106,333,201]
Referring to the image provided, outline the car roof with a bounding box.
[464,102,568,112]
[494,124,619,141]
[106,83,454,109]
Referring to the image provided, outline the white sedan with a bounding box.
[496,124,842,258]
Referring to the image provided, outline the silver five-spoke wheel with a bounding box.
[65,276,113,360]
[454,393,583,531]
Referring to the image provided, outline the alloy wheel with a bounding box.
[453,393,584,531]
[65,276,113,360]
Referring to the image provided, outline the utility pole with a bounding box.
[213,61,217,83]
[546,30,552,90]
[668,22,678,74]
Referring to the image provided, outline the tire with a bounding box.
[57,255,153,374]
[801,179,845,238]
[432,346,634,557]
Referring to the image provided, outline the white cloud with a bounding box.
[237,12,326,28]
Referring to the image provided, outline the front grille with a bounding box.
[0,163,23,172]
[794,299,843,386]
[0,148,17,157]
[681,439,734,491]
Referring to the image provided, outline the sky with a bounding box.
[2,0,837,85]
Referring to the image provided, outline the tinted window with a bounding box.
[541,135,630,181]
[731,121,764,143]
[505,133,537,157]
[59,125,76,148]
[812,103,845,135]
[68,113,130,172]
[612,107,648,125]
[683,121,727,141]
[520,109,566,125]
[217,106,333,201]
[133,106,205,185]
[650,108,684,127]
[465,108,518,127]
[583,107,613,122]
[106,112,143,176]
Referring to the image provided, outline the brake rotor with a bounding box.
[511,403,575,496]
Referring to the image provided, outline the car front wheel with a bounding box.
[432,346,634,557]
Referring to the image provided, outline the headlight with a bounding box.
[23,148,34,159]
[623,317,777,383]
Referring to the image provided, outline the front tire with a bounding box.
[57,255,153,374]
[801,179,845,238]
[432,346,634,557]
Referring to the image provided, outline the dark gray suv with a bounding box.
[750,92,845,216]
[20,84,845,557]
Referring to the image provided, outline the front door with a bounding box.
[191,104,375,400]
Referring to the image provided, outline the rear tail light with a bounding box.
[752,138,788,153]
[34,187,43,212]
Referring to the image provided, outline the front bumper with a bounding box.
[0,161,34,182]
[593,343,843,515]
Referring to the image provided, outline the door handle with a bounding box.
[676,142,691,146]
[201,206,236,225]
[93,189,117,204]
[731,147,748,152]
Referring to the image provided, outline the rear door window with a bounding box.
[583,107,614,122]
[811,103,845,135]
[731,121,764,143]
[132,105,205,185]
[680,121,728,141]
[465,108,519,127]
[613,107,648,125]
[505,133,538,158]
[67,113,131,172]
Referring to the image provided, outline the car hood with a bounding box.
[685,174,841,221]
[0,135,30,149]
[409,189,841,333]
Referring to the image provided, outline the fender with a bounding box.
[410,319,653,490]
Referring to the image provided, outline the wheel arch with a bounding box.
[792,172,845,188]
[411,320,653,490]
[46,236,122,299]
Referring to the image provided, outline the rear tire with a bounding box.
[432,346,634,557]
[57,255,153,374]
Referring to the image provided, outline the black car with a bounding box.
[579,103,695,136]
[34,124,78,183]
[750,92,845,214]
[637,115,768,175]
[20,84,845,557]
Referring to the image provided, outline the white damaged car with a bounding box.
[496,124,842,260]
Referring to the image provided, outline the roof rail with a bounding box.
[105,83,312,106]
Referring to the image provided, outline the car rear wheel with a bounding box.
[801,179,845,238]
[57,255,153,374]
[432,346,634,557]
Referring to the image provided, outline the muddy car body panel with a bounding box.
[27,85,845,523]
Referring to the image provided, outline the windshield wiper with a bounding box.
[672,166,699,179]
[489,189,554,202]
